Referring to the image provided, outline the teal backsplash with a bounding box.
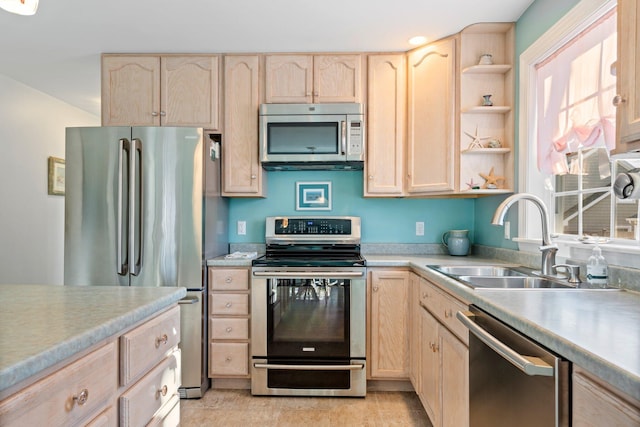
[228,170,475,243]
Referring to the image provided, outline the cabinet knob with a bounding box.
[225,276,233,283]
[613,95,626,107]
[422,292,429,299]
[157,385,168,398]
[151,111,159,117]
[160,111,166,116]
[73,388,89,406]
[226,327,233,333]
[251,174,257,179]
[368,175,374,180]
[373,286,379,292]
[444,309,453,318]
[225,356,233,362]
[225,302,232,308]
[155,334,168,348]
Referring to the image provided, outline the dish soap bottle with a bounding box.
[587,242,608,287]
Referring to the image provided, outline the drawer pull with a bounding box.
[226,327,233,333]
[155,334,168,348]
[444,309,453,318]
[422,292,429,299]
[225,302,232,308]
[225,356,233,362]
[73,388,89,406]
[157,385,168,398]
[225,276,233,283]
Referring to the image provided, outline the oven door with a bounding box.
[251,267,366,396]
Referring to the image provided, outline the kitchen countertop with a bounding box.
[209,253,640,401]
[0,284,186,396]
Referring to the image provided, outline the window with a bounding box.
[520,0,640,267]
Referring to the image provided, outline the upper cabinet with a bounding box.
[101,54,220,129]
[264,54,363,103]
[222,55,265,197]
[365,54,406,196]
[407,37,457,195]
[614,0,640,153]
[458,23,515,194]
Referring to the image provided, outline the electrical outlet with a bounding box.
[416,221,425,236]
[504,221,511,240]
[237,221,246,235]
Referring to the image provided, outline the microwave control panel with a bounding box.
[349,121,363,155]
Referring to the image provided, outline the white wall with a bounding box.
[0,74,99,285]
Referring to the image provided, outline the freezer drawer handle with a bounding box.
[254,363,365,371]
[456,311,554,377]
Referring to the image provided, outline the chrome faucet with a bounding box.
[491,193,558,276]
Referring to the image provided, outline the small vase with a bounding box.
[482,94,493,106]
[442,230,470,256]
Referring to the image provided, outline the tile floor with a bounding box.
[180,389,432,426]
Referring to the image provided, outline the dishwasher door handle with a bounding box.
[456,311,554,377]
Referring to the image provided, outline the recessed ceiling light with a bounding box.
[408,36,428,46]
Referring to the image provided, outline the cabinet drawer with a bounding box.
[210,293,249,316]
[420,280,468,345]
[210,268,249,291]
[119,349,181,427]
[120,305,180,386]
[85,405,117,427]
[147,394,180,427]
[210,318,249,340]
[209,343,249,376]
[0,341,117,427]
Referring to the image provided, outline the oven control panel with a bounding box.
[275,218,352,235]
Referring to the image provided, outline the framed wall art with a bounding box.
[296,181,332,211]
[48,156,65,196]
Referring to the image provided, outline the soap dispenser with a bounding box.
[586,242,608,286]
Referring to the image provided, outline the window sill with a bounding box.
[514,237,640,270]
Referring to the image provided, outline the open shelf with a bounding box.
[461,147,511,154]
[462,64,512,74]
[463,106,511,114]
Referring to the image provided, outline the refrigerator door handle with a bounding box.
[117,138,130,276]
[129,138,144,276]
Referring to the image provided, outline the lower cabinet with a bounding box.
[0,305,181,427]
[368,269,410,379]
[573,365,640,426]
[208,267,251,378]
[416,276,469,427]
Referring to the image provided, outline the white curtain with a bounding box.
[536,8,617,175]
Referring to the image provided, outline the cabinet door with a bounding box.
[365,54,406,196]
[369,270,410,379]
[161,56,220,129]
[102,56,160,126]
[264,55,313,103]
[222,55,264,196]
[420,307,441,427]
[313,54,363,103]
[615,0,640,148]
[440,326,469,427]
[407,38,457,194]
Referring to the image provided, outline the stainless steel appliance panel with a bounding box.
[179,290,207,398]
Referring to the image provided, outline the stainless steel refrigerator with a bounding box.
[64,126,228,399]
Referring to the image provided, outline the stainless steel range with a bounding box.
[251,216,366,397]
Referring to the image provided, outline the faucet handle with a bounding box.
[553,264,582,283]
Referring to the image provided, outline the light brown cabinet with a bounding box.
[367,269,410,379]
[407,37,457,195]
[417,276,469,427]
[458,23,515,194]
[614,0,640,152]
[222,55,265,197]
[573,366,640,426]
[408,273,422,395]
[208,267,251,378]
[101,55,220,129]
[365,54,406,196]
[264,54,363,103]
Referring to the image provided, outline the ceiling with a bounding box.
[0,0,534,117]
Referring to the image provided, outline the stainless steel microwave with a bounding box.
[259,103,365,170]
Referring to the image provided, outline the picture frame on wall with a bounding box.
[48,156,65,196]
[296,181,331,211]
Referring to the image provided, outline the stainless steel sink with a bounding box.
[428,265,530,277]
[456,275,574,289]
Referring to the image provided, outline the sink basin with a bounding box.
[428,265,530,277]
[456,275,574,289]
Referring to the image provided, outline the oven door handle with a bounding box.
[253,363,365,371]
[456,311,554,377]
[252,271,364,278]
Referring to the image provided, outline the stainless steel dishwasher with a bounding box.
[457,306,570,427]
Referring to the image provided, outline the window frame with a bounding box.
[518,0,640,268]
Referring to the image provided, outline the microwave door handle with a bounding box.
[341,121,347,155]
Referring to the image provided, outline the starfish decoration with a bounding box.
[464,125,491,150]
[479,167,506,189]
[466,178,480,190]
